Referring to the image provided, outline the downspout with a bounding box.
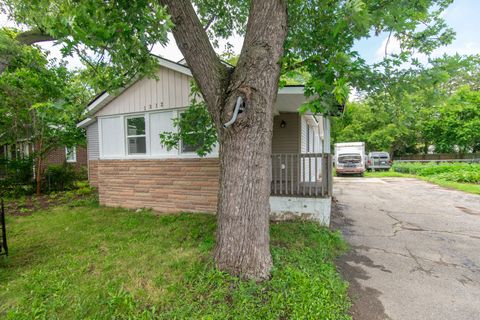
[223,96,244,128]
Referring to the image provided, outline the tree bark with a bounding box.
[35,155,42,196]
[159,0,288,280]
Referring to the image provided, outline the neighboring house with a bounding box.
[43,146,88,171]
[0,143,87,171]
[78,57,333,225]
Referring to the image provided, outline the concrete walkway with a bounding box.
[332,177,480,320]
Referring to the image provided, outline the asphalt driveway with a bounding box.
[332,177,480,320]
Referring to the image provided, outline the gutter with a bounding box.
[77,117,96,128]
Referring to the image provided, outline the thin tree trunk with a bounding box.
[35,155,42,196]
[34,135,43,196]
[160,0,287,280]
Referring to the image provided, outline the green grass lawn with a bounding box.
[0,201,351,319]
[365,170,480,195]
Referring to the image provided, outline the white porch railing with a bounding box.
[271,153,332,197]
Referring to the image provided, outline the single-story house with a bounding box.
[0,143,87,172]
[78,57,333,225]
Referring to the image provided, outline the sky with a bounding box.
[0,0,479,69]
[353,0,480,64]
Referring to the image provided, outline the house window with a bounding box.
[181,139,199,153]
[179,112,200,154]
[100,116,124,158]
[66,146,77,163]
[126,116,147,154]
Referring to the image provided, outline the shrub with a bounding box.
[0,157,35,196]
[392,162,480,183]
[43,164,78,192]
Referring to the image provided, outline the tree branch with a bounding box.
[229,0,288,104]
[158,0,228,125]
[385,30,392,57]
[15,28,54,45]
[0,28,55,75]
[204,16,216,31]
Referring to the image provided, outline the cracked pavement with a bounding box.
[332,177,480,320]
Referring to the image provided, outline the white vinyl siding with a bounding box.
[100,116,124,158]
[301,115,323,182]
[87,121,99,160]
[322,117,331,154]
[96,67,193,117]
[301,116,308,153]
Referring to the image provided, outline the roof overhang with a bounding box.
[275,86,307,113]
[77,117,96,128]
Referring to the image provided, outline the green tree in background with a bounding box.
[0,30,90,194]
[333,54,480,156]
[423,87,480,153]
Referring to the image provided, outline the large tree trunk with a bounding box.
[160,0,288,280]
[214,0,287,279]
[214,95,275,279]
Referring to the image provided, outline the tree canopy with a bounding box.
[2,0,455,101]
[333,54,480,155]
[0,28,91,194]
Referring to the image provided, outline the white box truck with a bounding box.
[334,142,366,176]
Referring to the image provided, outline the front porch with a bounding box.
[269,111,333,225]
[270,111,332,198]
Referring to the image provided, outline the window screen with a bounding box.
[126,116,146,154]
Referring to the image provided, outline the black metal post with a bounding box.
[1,197,8,256]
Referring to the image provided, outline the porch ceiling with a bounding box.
[275,86,308,113]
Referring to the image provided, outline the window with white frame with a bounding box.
[126,116,147,154]
[65,146,77,162]
[99,111,219,159]
[179,112,201,154]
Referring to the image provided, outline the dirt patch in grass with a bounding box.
[2,183,97,216]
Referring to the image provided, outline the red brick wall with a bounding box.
[44,146,88,170]
[97,158,220,213]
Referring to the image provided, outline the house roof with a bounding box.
[85,56,192,117]
[79,56,305,128]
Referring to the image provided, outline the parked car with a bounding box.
[334,142,366,176]
[366,151,392,171]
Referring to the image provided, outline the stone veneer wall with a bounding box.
[88,160,99,187]
[96,158,219,213]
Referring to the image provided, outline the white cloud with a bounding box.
[432,41,480,57]
[374,32,480,69]
[374,35,402,61]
